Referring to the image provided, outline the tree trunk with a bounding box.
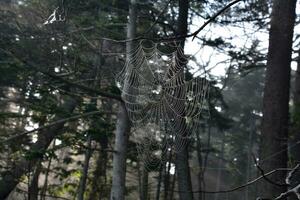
[175,0,193,200]
[164,152,173,199]
[196,129,204,200]
[289,50,300,200]
[88,135,108,200]
[141,165,149,200]
[0,96,77,199]
[214,132,225,200]
[110,103,131,200]
[77,136,92,200]
[260,0,296,199]
[28,161,42,200]
[40,144,54,200]
[245,121,254,200]
[155,164,163,200]
[110,0,136,199]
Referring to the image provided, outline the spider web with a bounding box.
[116,40,210,170]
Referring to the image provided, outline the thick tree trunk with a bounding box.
[260,0,296,199]
[110,103,131,200]
[175,1,193,200]
[110,0,136,199]
[291,52,300,161]
[0,96,77,199]
[289,50,300,200]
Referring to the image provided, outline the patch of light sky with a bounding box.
[185,16,269,78]
[185,3,300,78]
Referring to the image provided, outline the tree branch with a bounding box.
[0,48,123,102]
[2,111,110,143]
[169,168,292,194]
[274,164,300,200]
[252,154,288,187]
[192,0,244,41]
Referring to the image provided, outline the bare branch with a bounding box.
[191,0,243,41]
[275,164,300,200]
[170,168,292,194]
[252,153,288,187]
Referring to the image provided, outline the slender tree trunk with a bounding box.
[214,132,225,200]
[169,169,176,200]
[141,166,149,200]
[196,129,204,200]
[0,96,77,199]
[164,151,172,199]
[88,136,108,200]
[138,161,148,200]
[110,0,136,199]
[88,150,102,200]
[40,145,53,200]
[245,118,255,200]
[175,1,193,200]
[260,0,296,199]
[28,161,42,200]
[77,136,92,200]
[156,164,163,200]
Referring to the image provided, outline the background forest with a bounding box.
[0,0,299,200]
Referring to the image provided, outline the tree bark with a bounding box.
[260,0,296,199]
[291,51,300,161]
[110,0,136,199]
[110,103,131,200]
[289,50,300,200]
[175,1,193,200]
[0,96,77,199]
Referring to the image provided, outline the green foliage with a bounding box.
[24,149,45,160]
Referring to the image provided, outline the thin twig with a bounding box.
[252,153,288,187]
[286,163,300,185]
